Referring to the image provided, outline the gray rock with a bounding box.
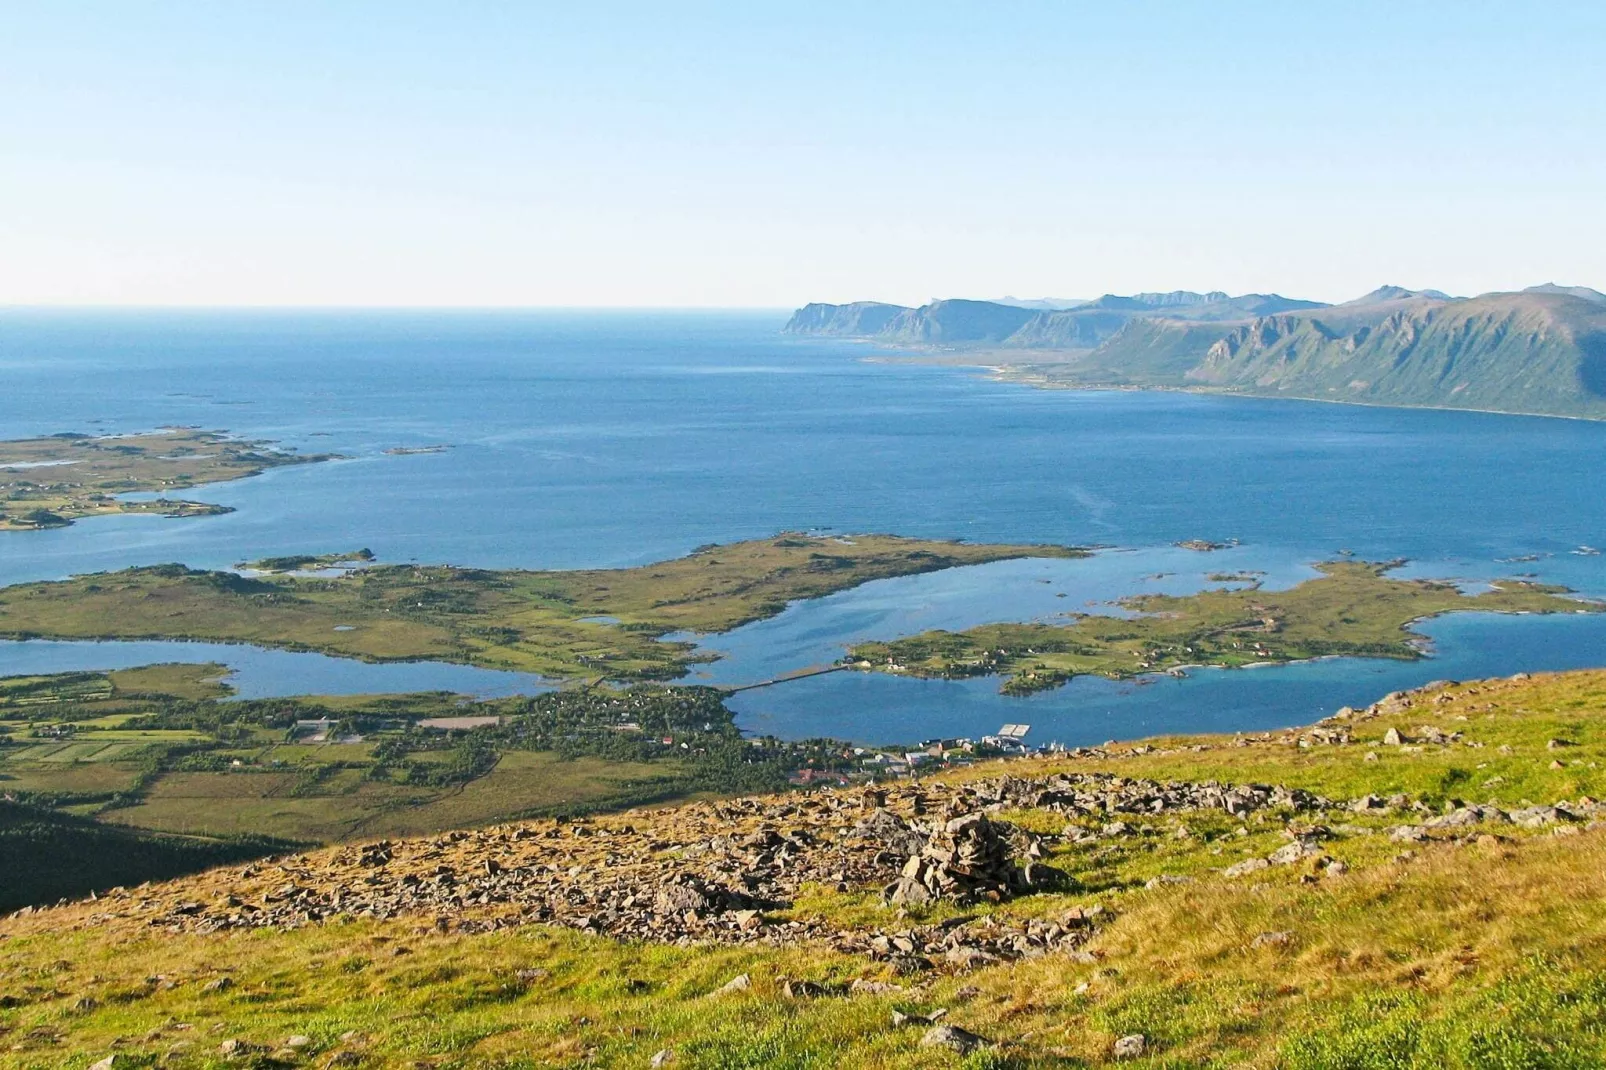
[782,979,827,998]
[1223,857,1271,878]
[1268,840,1320,865]
[1114,1033,1147,1058]
[920,1024,989,1054]
[716,973,751,995]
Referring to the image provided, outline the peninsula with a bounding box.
[786,284,1606,421]
[0,534,1089,681]
[847,561,1601,694]
[0,428,337,531]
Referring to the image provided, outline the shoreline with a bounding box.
[855,345,1606,425]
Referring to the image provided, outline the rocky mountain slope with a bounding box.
[5,669,1606,1067]
[787,284,1606,419]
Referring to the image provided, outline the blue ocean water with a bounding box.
[2,309,1603,742]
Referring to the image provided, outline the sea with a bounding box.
[2,308,1604,745]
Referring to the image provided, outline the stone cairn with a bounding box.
[884,811,1052,906]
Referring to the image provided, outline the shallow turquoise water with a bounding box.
[1,309,1602,742]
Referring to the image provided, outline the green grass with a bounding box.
[6,669,1606,1067]
[0,534,1086,682]
[0,668,807,876]
[851,560,1599,694]
[105,663,233,701]
[96,751,689,843]
[0,761,142,795]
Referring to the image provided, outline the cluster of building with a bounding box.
[790,723,1042,785]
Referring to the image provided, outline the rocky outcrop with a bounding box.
[782,301,908,336]
[16,770,1344,968]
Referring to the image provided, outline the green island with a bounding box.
[7,668,1606,1066]
[847,561,1601,694]
[236,549,376,574]
[0,534,1087,681]
[0,428,336,531]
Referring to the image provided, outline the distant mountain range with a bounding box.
[784,284,1606,419]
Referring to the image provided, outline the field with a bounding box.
[0,665,834,901]
[0,534,1087,681]
[850,560,1602,693]
[353,751,688,838]
[0,428,334,530]
[96,753,686,843]
[3,669,1606,1067]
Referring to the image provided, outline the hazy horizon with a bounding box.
[0,280,1598,313]
[4,2,1604,308]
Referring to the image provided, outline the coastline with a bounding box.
[857,346,1606,424]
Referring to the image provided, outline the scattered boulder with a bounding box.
[920,1024,990,1055]
[1113,1033,1147,1059]
[1223,857,1271,878]
[781,979,827,999]
[716,973,751,995]
[1268,839,1323,865]
[891,1009,945,1027]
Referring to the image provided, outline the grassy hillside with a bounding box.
[1027,291,1606,419]
[0,802,288,912]
[1186,292,1606,416]
[1013,319,1240,384]
[4,669,1606,1067]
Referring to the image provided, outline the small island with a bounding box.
[847,560,1602,694]
[383,444,452,456]
[1176,538,1238,552]
[0,428,337,531]
[236,549,376,574]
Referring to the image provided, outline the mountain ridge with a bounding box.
[785,285,1606,419]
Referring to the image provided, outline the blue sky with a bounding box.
[2,2,1603,306]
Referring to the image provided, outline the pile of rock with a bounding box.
[883,812,1055,906]
[38,765,1572,974]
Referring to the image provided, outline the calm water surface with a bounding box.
[1,310,1603,741]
